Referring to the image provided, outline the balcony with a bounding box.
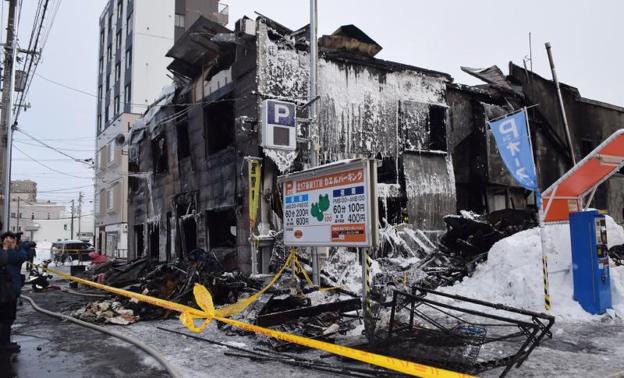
[214,3,229,26]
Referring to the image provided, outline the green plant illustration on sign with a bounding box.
[310,194,330,221]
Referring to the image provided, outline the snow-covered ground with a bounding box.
[443,216,624,322]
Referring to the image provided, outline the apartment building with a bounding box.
[94,0,227,257]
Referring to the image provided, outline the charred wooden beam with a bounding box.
[256,298,361,327]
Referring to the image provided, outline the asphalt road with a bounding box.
[10,289,168,378]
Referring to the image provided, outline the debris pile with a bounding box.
[73,300,139,325]
[609,244,624,265]
[350,209,537,301]
[79,249,261,321]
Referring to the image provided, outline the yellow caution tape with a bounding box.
[42,264,474,377]
[191,284,474,378]
[215,250,294,317]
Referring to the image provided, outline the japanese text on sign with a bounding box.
[282,160,376,247]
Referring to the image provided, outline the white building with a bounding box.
[31,213,95,245]
[94,0,228,257]
[8,180,94,244]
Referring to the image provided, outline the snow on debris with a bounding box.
[443,216,624,322]
[262,147,298,173]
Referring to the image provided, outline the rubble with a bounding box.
[77,249,263,321]
[609,244,624,265]
[318,209,537,304]
[72,300,140,325]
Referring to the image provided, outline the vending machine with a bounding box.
[569,210,612,314]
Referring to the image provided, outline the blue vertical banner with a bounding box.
[487,109,538,191]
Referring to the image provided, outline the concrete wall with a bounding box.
[131,0,176,112]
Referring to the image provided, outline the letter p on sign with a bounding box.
[266,100,295,127]
[274,104,290,124]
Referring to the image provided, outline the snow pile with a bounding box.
[444,216,624,322]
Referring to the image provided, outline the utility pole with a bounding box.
[77,191,83,239]
[70,199,75,239]
[1,0,18,231]
[545,42,577,165]
[309,0,320,286]
[309,0,319,167]
[15,196,19,230]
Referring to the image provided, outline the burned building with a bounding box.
[127,15,458,270]
[447,63,624,223]
[127,14,624,271]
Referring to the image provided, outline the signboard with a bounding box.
[261,99,296,150]
[281,159,378,247]
[487,109,538,191]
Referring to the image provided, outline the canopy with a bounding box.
[543,129,624,222]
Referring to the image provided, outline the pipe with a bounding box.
[21,295,181,378]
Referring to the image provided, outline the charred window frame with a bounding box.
[151,133,168,174]
[176,119,191,160]
[204,96,234,155]
[428,105,447,151]
[134,224,144,257]
[205,210,236,248]
[398,101,448,152]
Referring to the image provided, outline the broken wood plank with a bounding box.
[256,298,361,327]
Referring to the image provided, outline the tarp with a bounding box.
[543,129,624,222]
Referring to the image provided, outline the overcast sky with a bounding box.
[8,0,624,212]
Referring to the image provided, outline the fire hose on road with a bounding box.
[21,294,181,378]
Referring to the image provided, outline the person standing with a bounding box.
[0,231,27,353]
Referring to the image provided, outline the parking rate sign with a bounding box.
[282,161,375,247]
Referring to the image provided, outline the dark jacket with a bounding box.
[0,245,27,297]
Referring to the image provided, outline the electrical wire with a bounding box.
[37,185,93,193]
[14,127,94,167]
[17,136,95,141]
[13,144,93,179]
[35,71,248,109]
[14,139,95,153]
[34,71,97,98]
[14,0,62,122]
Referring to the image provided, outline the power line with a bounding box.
[16,136,94,142]
[14,0,61,123]
[13,144,93,180]
[14,139,94,152]
[34,72,96,98]
[13,158,91,162]
[37,185,92,193]
[14,127,94,167]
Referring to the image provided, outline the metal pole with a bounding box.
[70,199,75,240]
[545,42,576,165]
[16,196,19,230]
[536,192,552,311]
[309,0,318,167]
[524,107,552,311]
[309,0,321,285]
[78,191,83,238]
[361,248,375,343]
[1,0,18,231]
